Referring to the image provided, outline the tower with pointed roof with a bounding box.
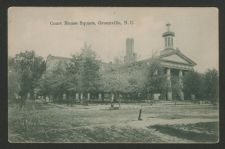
[160,23,175,56]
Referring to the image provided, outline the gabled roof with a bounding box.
[159,49,197,66]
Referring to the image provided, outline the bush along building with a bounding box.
[44,24,196,102]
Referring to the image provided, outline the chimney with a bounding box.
[126,38,134,55]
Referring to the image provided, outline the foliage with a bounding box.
[171,76,182,100]
[38,62,70,100]
[11,51,45,99]
[183,69,218,102]
[100,69,143,95]
[78,44,101,92]
[127,78,139,93]
[101,72,126,93]
[145,58,167,99]
[38,43,101,101]
[8,57,21,102]
[183,71,203,99]
[202,69,219,102]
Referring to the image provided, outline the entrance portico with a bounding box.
[164,67,186,100]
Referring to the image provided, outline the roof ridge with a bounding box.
[47,54,71,60]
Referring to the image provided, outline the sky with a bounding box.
[8,7,218,73]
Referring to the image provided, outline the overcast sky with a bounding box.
[8,7,218,72]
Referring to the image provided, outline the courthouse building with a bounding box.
[154,23,197,100]
[46,24,197,100]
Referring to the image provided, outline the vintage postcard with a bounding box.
[8,7,219,143]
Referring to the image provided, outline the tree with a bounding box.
[8,57,21,103]
[37,43,101,104]
[78,44,101,93]
[65,43,101,104]
[38,62,70,102]
[202,69,218,103]
[66,54,82,93]
[127,78,139,100]
[102,74,122,93]
[145,58,167,99]
[183,71,203,100]
[13,51,45,99]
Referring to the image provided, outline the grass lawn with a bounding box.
[151,122,218,143]
[8,100,219,143]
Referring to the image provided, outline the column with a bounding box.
[87,93,90,101]
[98,93,102,101]
[111,93,114,102]
[166,68,172,100]
[154,69,158,76]
[179,70,184,100]
[63,93,66,100]
[111,93,115,108]
[76,93,79,102]
[80,93,83,104]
